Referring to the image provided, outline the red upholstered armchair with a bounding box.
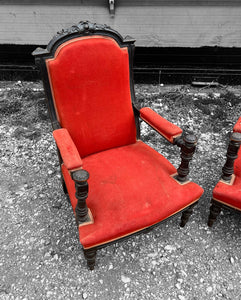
[208,117,241,227]
[33,21,203,269]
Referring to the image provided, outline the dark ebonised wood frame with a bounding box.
[33,21,200,270]
[208,132,241,227]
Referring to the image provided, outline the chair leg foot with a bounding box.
[208,200,222,227]
[83,248,97,270]
[180,203,196,227]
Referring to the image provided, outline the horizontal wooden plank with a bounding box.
[0,0,106,5]
[1,4,241,47]
[119,0,241,6]
[1,0,241,6]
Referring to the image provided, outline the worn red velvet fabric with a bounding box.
[62,141,204,249]
[213,117,241,209]
[46,36,136,158]
[233,117,241,181]
[213,175,241,209]
[233,117,241,133]
[53,128,82,170]
[140,107,183,143]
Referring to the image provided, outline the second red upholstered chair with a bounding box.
[208,117,241,227]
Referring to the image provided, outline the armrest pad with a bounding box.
[53,128,82,170]
[140,107,183,143]
[233,117,241,133]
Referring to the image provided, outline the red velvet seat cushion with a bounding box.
[46,36,136,158]
[62,140,203,249]
[213,148,241,209]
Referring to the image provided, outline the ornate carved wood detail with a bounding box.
[83,248,97,270]
[57,21,111,36]
[174,134,197,183]
[72,169,92,225]
[208,199,222,227]
[32,20,135,58]
[221,132,241,182]
[180,202,197,227]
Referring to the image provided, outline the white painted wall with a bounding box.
[1,2,241,47]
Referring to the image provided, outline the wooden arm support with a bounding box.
[174,134,198,183]
[71,169,93,225]
[139,107,183,143]
[221,132,241,182]
[139,107,197,183]
[53,128,83,170]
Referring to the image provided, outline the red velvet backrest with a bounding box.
[46,36,137,157]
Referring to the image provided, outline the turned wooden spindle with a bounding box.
[72,169,90,224]
[175,134,197,183]
[221,132,241,182]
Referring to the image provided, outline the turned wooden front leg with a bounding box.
[175,134,197,183]
[208,200,222,227]
[221,132,241,182]
[83,248,97,270]
[72,169,91,225]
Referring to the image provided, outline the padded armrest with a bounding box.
[233,117,241,133]
[140,107,183,143]
[53,128,83,170]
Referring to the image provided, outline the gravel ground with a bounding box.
[1,81,241,300]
